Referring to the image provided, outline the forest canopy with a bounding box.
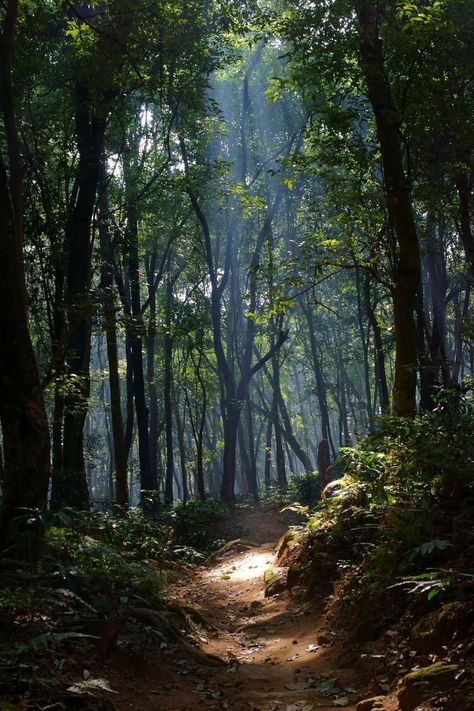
[0,0,473,536]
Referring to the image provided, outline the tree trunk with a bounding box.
[264,416,273,486]
[301,299,335,455]
[271,340,287,487]
[98,173,128,506]
[220,402,241,500]
[0,154,50,553]
[364,274,390,414]
[244,397,259,501]
[124,154,152,493]
[317,439,331,492]
[425,214,450,383]
[356,0,420,416]
[355,266,373,425]
[146,254,159,490]
[164,263,174,506]
[52,82,106,509]
[174,396,188,503]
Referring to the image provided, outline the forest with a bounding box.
[0,1,473,710]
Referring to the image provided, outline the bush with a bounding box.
[288,471,321,506]
[298,384,474,585]
[165,498,233,552]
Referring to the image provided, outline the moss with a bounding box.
[397,662,460,711]
[275,529,301,565]
[264,567,287,597]
[411,602,465,652]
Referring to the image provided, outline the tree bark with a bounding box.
[163,261,174,506]
[52,81,106,509]
[123,153,153,494]
[98,172,128,506]
[364,274,390,414]
[356,0,421,417]
[0,1,50,552]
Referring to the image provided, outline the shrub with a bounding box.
[166,498,233,552]
[288,471,321,506]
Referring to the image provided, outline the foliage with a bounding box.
[164,498,236,552]
[299,386,474,591]
[259,482,294,505]
[0,505,178,705]
[287,471,321,506]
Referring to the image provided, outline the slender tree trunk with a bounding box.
[453,284,470,382]
[364,275,390,414]
[416,280,435,411]
[356,0,420,416]
[355,266,373,424]
[301,299,335,455]
[145,251,159,489]
[244,397,259,501]
[174,396,188,503]
[98,173,128,506]
[187,347,207,501]
[50,82,105,508]
[123,153,152,493]
[425,214,450,383]
[264,416,273,486]
[271,346,287,487]
[124,333,134,462]
[163,262,174,506]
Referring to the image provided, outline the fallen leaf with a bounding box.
[332,697,349,707]
[68,678,117,695]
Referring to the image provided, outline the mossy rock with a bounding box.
[275,529,302,565]
[411,602,467,653]
[396,662,460,711]
[264,567,287,597]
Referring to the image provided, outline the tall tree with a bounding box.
[0,0,50,552]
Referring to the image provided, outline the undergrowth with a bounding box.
[0,498,235,706]
[286,384,474,707]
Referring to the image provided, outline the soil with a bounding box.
[100,505,398,711]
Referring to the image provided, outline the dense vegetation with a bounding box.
[1,0,473,525]
[1,1,474,708]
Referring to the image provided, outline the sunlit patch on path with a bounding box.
[106,507,392,710]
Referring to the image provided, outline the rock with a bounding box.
[396,662,460,711]
[355,697,386,711]
[276,529,302,565]
[264,567,287,597]
[411,602,468,652]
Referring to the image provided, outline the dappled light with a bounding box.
[211,550,273,583]
[1,0,473,709]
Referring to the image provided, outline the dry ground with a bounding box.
[100,506,397,711]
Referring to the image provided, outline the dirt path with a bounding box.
[106,507,393,711]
